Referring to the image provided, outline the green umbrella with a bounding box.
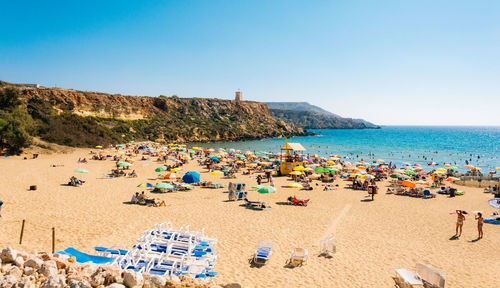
[155,183,174,189]
[327,168,340,173]
[117,161,132,167]
[315,167,326,173]
[74,168,88,173]
[155,166,167,172]
[450,165,460,169]
[257,186,276,194]
[390,173,401,179]
[251,185,264,189]
[404,170,415,175]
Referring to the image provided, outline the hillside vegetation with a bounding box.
[0,82,306,154]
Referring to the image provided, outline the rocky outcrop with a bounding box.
[0,81,308,147]
[0,247,224,288]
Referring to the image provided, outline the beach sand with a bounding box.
[0,149,499,287]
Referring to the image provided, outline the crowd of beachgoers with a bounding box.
[0,140,498,287]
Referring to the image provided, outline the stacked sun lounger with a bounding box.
[58,222,218,279]
[112,223,218,278]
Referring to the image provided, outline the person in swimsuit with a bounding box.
[455,210,465,237]
[475,212,484,239]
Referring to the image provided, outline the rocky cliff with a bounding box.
[266,102,379,129]
[0,81,306,147]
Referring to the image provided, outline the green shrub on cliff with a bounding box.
[0,88,35,155]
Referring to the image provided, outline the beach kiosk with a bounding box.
[279,140,306,176]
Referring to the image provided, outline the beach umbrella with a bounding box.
[182,171,200,184]
[170,168,181,172]
[464,165,475,169]
[390,173,400,179]
[376,159,385,162]
[117,161,132,167]
[210,156,220,162]
[164,172,179,179]
[311,154,319,158]
[315,167,327,173]
[327,168,340,173]
[404,170,415,175]
[415,181,428,186]
[293,166,308,171]
[137,183,153,188]
[289,171,303,176]
[436,168,447,172]
[74,168,88,173]
[251,185,264,189]
[95,145,103,149]
[413,164,421,167]
[450,165,460,169]
[284,183,303,188]
[444,164,450,167]
[428,162,438,166]
[257,186,276,194]
[402,180,416,188]
[154,183,174,190]
[210,171,224,175]
[488,198,500,209]
[446,177,460,182]
[496,167,500,170]
[308,174,321,179]
[155,166,167,172]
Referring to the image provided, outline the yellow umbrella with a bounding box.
[95,145,103,149]
[289,171,303,175]
[293,166,307,171]
[285,183,303,188]
[327,161,335,165]
[210,171,224,175]
[170,168,181,172]
[436,168,447,172]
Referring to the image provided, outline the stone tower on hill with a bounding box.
[235,90,242,101]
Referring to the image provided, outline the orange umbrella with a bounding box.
[164,172,179,179]
[402,180,416,188]
[415,181,428,186]
[311,154,319,158]
[414,167,424,171]
[464,165,474,169]
[446,177,460,182]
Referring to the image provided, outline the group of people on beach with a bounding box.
[130,191,165,207]
[455,210,484,239]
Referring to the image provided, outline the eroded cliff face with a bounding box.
[9,84,304,146]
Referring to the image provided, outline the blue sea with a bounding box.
[196,126,500,172]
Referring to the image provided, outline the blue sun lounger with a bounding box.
[253,241,273,265]
[55,247,114,264]
[94,246,128,256]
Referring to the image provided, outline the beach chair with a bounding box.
[319,237,336,257]
[253,241,273,265]
[94,246,128,257]
[416,262,446,288]
[393,263,446,288]
[244,198,267,210]
[288,247,308,267]
[55,247,114,264]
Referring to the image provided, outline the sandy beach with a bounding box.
[0,149,499,288]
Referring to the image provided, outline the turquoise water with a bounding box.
[195,126,500,172]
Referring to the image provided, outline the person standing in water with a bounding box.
[455,210,465,237]
[475,212,484,239]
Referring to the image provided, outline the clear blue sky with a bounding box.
[1,0,499,125]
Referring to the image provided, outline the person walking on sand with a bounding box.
[455,210,465,237]
[0,200,3,217]
[475,212,484,239]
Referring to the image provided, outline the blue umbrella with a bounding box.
[182,171,200,184]
[210,156,220,162]
[138,146,147,150]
